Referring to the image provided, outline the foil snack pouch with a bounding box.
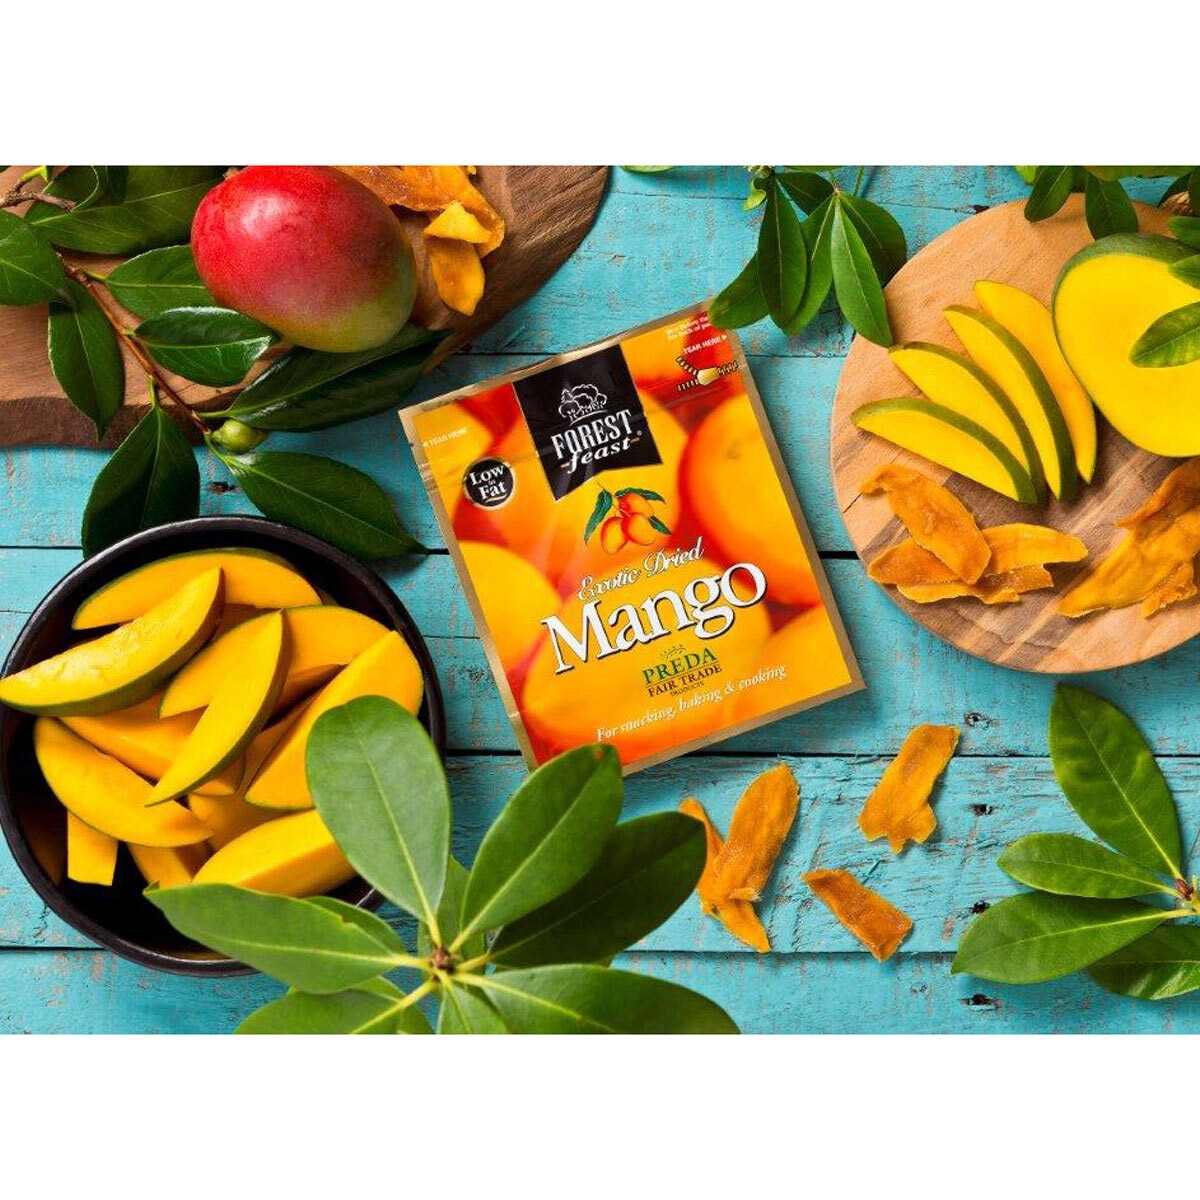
[401,304,863,773]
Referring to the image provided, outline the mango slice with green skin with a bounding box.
[889,342,1045,500]
[67,812,118,885]
[944,305,1078,502]
[244,631,424,810]
[851,398,1039,504]
[159,606,388,717]
[34,719,210,847]
[193,808,355,897]
[73,548,318,630]
[974,280,1098,483]
[0,569,225,717]
[129,842,210,889]
[64,694,242,798]
[148,613,290,805]
[1053,235,1200,457]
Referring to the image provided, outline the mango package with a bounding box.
[401,304,863,773]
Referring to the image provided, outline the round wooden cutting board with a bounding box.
[831,194,1187,674]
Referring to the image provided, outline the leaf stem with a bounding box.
[395,978,436,1010]
[454,952,490,975]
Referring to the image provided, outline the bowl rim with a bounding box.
[0,515,446,977]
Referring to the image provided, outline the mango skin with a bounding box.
[191,166,416,352]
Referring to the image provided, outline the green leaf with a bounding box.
[648,515,671,535]
[952,893,1172,984]
[756,182,807,331]
[134,306,276,387]
[26,165,223,254]
[490,813,705,968]
[473,965,739,1033]
[1088,925,1200,1000]
[998,833,1167,899]
[1086,165,1192,181]
[220,449,421,560]
[47,280,125,438]
[146,883,407,992]
[614,486,665,501]
[583,489,613,544]
[1169,255,1200,289]
[1191,168,1200,217]
[418,858,484,960]
[1169,216,1200,251]
[304,895,410,956]
[93,166,128,204]
[438,983,511,1033]
[840,194,907,283]
[1049,685,1183,878]
[0,210,70,305]
[776,170,834,214]
[620,166,672,174]
[81,404,199,557]
[709,256,769,330]
[105,245,214,318]
[1083,173,1138,239]
[1131,301,1200,368]
[1024,166,1075,221]
[223,325,441,432]
[830,199,892,346]
[458,745,623,943]
[238,983,430,1034]
[788,195,836,333]
[307,697,449,927]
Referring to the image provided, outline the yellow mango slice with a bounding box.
[459,543,560,670]
[159,606,388,717]
[852,398,1038,504]
[66,812,118,885]
[129,842,209,889]
[423,201,491,244]
[1053,236,1200,457]
[0,570,224,716]
[193,808,355,898]
[149,614,289,804]
[244,632,424,810]
[34,720,209,847]
[73,548,317,630]
[64,695,242,798]
[943,305,1078,501]
[974,280,1098,483]
[426,236,485,316]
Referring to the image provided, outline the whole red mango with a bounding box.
[191,166,416,352]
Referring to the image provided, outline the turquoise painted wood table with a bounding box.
[2,166,1194,1034]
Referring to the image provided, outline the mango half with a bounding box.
[1053,234,1200,457]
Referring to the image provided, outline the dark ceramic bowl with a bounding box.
[0,517,445,976]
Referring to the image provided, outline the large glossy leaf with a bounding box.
[135,306,276,387]
[709,255,768,330]
[307,697,448,927]
[756,182,807,330]
[789,195,836,333]
[26,165,223,254]
[830,199,891,346]
[105,245,214,318]
[1049,685,1182,878]
[147,884,407,992]
[1024,166,1074,221]
[1130,302,1200,368]
[418,857,483,959]
[1089,924,1200,1000]
[238,979,431,1034]
[998,833,1167,899]
[490,813,704,968]
[438,982,510,1034]
[776,169,834,214]
[1169,215,1200,251]
[304,895,411,956]
[0,210,70,305]
[81,404,199,557]
[224,325,441,431]
[1083,173,1138,239]
[473,965,739,1033]
[47,280,125,438]
[1169,256,1200,289]
[220,449,421,559]
[458,745,623,943]
[952,892,1171,984]
[840,194,907,283]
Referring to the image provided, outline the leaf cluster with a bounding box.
[150,697,739,1034]
[1131,215,1200,369]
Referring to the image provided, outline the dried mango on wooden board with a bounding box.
[898,564,1052,606]
[859,724,959,852]
[803,869,913,962]
[678,763,799,953]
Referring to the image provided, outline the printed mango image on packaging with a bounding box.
[402,304,863,772]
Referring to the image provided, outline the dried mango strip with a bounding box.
[710,763,800,902]
[858,724,959,853]
[869,524,1087,587]
[426,237,486,316]
[424,201,491,244]
[1143,560,1197,617]
[716,899,771,953]
[861,464,991,584]
[898,564,1053,605]
[803,868,913,962]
